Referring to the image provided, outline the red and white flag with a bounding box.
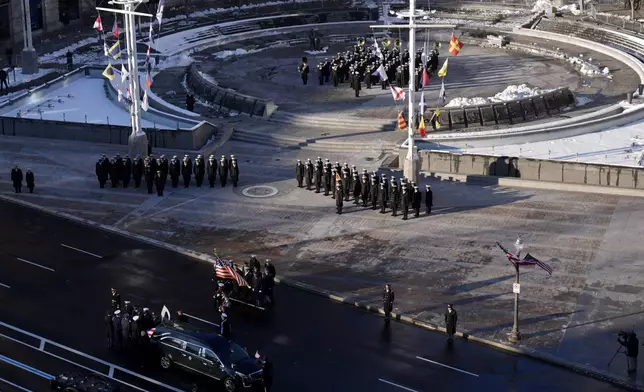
[390,86,405,102]
[112,18,119,38]
[93,15,103,31]
[145,73,152,89]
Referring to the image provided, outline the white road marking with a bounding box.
[416,356,479,377]
[0,377,33,392]
[0,283,10,289]
[60,244,103,259]
[16,258,55,272]
[378,378,421,392]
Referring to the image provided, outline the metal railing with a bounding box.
[0,320,183,392]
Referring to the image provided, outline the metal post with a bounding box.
[405,0,417,183]
[20,0,38,73]
[510,263,521,343]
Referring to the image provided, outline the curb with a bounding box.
[2,194,642,391]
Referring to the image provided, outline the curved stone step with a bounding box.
[271,111,393,126]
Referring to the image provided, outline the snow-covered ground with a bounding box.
[445,84,556,108]
[0,77,170,129]
[2,67,55,86]
[453,119,644,167]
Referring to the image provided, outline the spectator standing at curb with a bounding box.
[25,169,35,193]
[383,284,394,321]
[445,304,457,343]
[11,165,22,193]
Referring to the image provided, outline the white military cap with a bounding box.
[114,310,121,315]
[221,313,228,318]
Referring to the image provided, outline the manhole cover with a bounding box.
[241,185,279,198]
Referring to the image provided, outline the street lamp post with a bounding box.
[19,0,38,74]
[509,236,524,343]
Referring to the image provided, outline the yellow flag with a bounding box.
[433,109,441,130]
[102,63,115,80]
[335,172,342,182]
[437,58,448,78]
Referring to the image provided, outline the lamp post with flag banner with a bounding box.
[97,0,153,158]
[496,237,553,343]
[371,12,455,184]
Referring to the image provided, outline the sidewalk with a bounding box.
[2,134,644,388]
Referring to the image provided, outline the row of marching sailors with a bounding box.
[105,300,159,350]
[96,154,239,192]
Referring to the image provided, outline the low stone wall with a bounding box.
[398,149,644,189]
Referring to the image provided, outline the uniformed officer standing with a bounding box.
[123,155,132,188]
[317,63,324,85]
[149,154,158,175]
[169,156,180,188]
[207,155,217,188]
[379,183,387,213]
[342,165,350,202]
[296,160,304,188]
[413,185,421,217]
[352,172,361,205]
[335,182,343,215]
[101,154,111,184]
[219,155,229,187]
[105,312,114,348]
[109,157,119,188]
[121,310,131,347]
[304,159,313,190]
[133,155,143,188]
[361,171,370,207]
[194,154,206,187]
[425,184,433,215]
[298,57,309,85]
[96,157,107,188]
[314,157,323,193]
[401,185,409,220]
[323,165,331,196]
[159,155,169,184]
[111,288,122,312]
[383,284,395,321]
[112,310,123,350]
[182,155,192,188]
[230,158,239,187]
[155,170,165,196]
[220,313,231,339]
[144,157,154,194]
[331,168,337,199]
[332,64,339,87]
[390,182,399,216]
[370,176,378,210]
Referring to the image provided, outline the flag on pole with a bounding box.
[418,116,427,137]
[373,43,384,60]
[437,58,448,78]
[390,86,405,101]
[397,112,408,131]
[439,80,446,104]
[448,33,464,56]
[419,90,426,113]
[146,73,152,89]
[141,90,149,111]
[148,24,156,44]
[120,65,129,83]
[496,243,553,274]
[102,63,115,80]
[112,18,119,37]
[431,109,441,129]
[215,256,249,287]
[103,41,109,57]
[156,0,165,26]
[335,171,342,182]
[93,16,103,31]
[125,87,131,100]
[108,41,121,59]
[422,67,430,87]
[373,64,388,81]
[117,87,123,102]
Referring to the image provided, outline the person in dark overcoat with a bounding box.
[445,304,457,342]
[425,184,433,215]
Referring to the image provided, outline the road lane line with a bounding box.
[378,378,421,392]
[16,258,55,272]
[0,376,33,392]
[0,353,55,379]
[0,283,10,289]
[184,313,220,327]
[415,356,479,377]
[60,244,103,259]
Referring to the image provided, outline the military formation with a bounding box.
[95,153,240,195]
[295,158,433,217]
[105,288,159,350]
[213,256,276,312]
[304,37,440,97]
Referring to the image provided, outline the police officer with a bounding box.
[159,155,169,184]
[230,157,239,187]
[314,157,323,193]
[144,157,154,194]
[305,159,313,190]
[194,154,205,187]
[390,182,399,217]
[155,170,165,196]
[123,155,132,188]
[181,155,192,188]
[361,171,370,207]
[219,155,229,187]
[220,313,231,339]
[167,156,178,188]
[207,155,217,188]
[324,58,331,83]
[413,185,421,217]
[401,185,409,220]
[149,154,158,175]
[370,176,378,210]
[25,169,35,193]
[133,155,143,188]
[295,160,304,187]
[383,284,394,321]
[425,184,433,215]
[352,172,361,205]
[336,182,343,214]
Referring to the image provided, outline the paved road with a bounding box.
[0,200,625,392]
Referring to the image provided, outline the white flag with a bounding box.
[373,64,388,81]
[120,65,129,83]
[156,0,165,26]
[419,91,426,113]
[117,88,122,102]
[161,305,170,321]
[141,90,149,111]
[103,41,109,57]
[439,79,446,103]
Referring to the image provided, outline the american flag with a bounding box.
[215,257,249,287]
[496,242,553,275]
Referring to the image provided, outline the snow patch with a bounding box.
[157,53,194,69]
[40,37,98,63]
[305,46,329,55]
[575,96,593,106]
[1,67,55,86]
[445,84,554,108]
[531,0,553,13]
[198,71,218,85]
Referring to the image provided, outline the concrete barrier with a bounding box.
[401,149,644,190]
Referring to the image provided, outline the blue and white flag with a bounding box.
[372,41,384,60]
[373,64,388,81]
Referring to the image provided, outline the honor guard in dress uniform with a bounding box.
[425,184,433,215]
[354,72,361,97]
[181,155,192,188]
[194,154,206,187]
[169,156,180,188]
[409,181,416,205]
[413,185,421,217]
[133,155,143,188]
[323,165,331,196]
[390,182,400,217]
[389,176,398,199]
[336,182,343,214]
[379,182,387,213]
[383,284,395,321]
[315,157,323,193]
[109,157,119,188]
[361,171,370,207]
[370,175,378,209]
[324,58,331,82]
[381,174,389,203]
[207,155,217,188]
[296,160,304,187]
[96,156,107,188]
[219,155,229,187]
[298,57,309,85]
[144,157,154,194]
[401,184,410,220]
[25,169,34,193]
[317,63,324,85]
[159,155,169,184]
[331,168,337,199]
[342,167,350,202]
[305,159,313,190]
[230,157,239,187]
[123,155,132,188]
[149,154,158,174]
[352,172,361,205]
[332,64,339,87]
[111,288,122,312]
[334,162,342,176]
